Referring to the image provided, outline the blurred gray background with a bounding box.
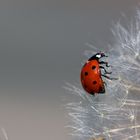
[0,0,139,140]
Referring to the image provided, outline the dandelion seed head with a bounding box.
[65,8,140,140]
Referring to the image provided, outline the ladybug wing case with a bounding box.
[81,60,105,95]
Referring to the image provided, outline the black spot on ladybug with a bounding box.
[93,81,97,84]
[85,72,88,76]
[92,65,96,70]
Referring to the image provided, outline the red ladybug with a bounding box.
[81,52,114,95]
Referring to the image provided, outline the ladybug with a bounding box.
[81,52,115,95]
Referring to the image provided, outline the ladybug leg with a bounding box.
[100,66,112,74]
[103,81,107,86]
[90,92,95,96]
[99,61,110,67]
[101,74,118,80]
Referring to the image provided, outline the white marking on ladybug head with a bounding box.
[96,54,101,58]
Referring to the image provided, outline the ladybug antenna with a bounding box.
[101,52,108,57]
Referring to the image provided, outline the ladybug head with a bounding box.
[88,52,107,61]
[95,52,105,59]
